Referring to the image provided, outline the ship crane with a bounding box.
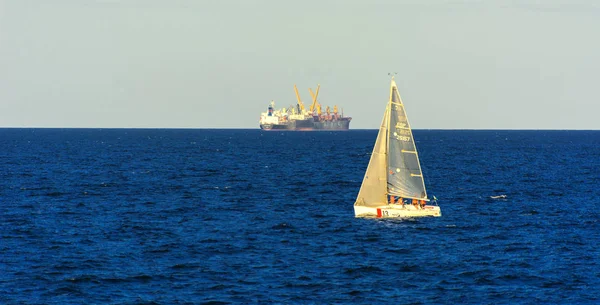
[308,84,321,114]
[293,84,307,114]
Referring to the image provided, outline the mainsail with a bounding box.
[355,78,427,207]
[387,79,427,200]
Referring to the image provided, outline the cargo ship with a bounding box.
[259,84,351,130]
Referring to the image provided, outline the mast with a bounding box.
[386,76,395,189]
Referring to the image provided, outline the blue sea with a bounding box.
[1,129,599,304]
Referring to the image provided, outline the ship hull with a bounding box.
[260,118,351,131]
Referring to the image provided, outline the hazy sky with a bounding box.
[1,0,598,129]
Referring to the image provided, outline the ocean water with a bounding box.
[1,128,599,304]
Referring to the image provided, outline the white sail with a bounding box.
[386,79,428,200]
[354,76,440,218]
[354,99,390,207]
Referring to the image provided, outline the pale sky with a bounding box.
[1,0,598,129]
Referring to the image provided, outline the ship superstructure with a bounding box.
[259,84,351,130]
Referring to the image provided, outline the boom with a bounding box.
[294,84,306,112]
[308,84,321,113]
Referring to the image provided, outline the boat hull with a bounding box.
[260,118,351,131]
[354,204,441,218]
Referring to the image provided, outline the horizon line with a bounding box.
[0,127,598,131]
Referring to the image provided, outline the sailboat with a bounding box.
[354,77,441,218]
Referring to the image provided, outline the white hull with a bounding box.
[354,204,441,218]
